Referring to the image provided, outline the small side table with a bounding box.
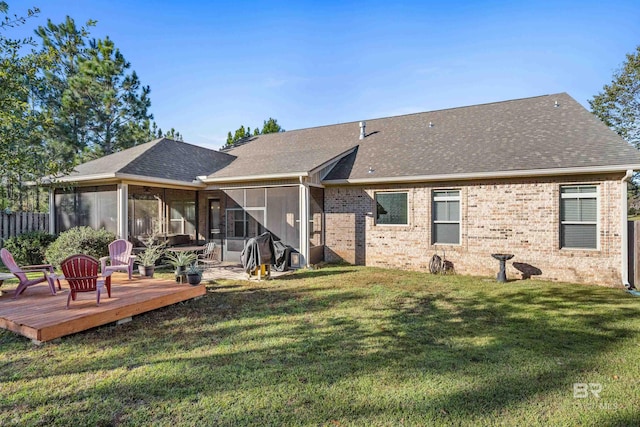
[491,254,514,283]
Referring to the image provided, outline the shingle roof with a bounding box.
[64,138,235,184]
[210,93,640,183]
[62,93,640,186]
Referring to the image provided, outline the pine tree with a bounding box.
[65,37,152,155]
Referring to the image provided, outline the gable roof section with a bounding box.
[324,93,640,182]
[207,93,640,184]
[204,126,362,182]
[57,138,235,185]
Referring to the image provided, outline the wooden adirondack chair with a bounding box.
[61,254,112,309]
[100,239,136,279]
[0,248,61,299]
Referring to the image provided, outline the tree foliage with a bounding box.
[0,2,51,211]
[589,45,640,213]
[225,117,284,147]
[65,36,152,156]
[0,1,39,31]
[0,3,180,211]
[589,45,640,149]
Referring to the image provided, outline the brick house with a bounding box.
[49,93,640,286]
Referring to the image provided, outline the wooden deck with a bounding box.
[0,273,206,343]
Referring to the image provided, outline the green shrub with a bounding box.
[2,231,57,265]
[45,227,116,268]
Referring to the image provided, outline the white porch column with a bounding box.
[299,178,310,267]
[48,189,55,235]
[117,183,129,240]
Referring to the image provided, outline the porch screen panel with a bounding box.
[225,189,243,208]
[184,201,196,236]
[55,187,116,233]
[78,190,96,229]
[246,209,265,238]
[55,192,75,232]
[309,187,324,246]
[169,200,196,236]
[266,186,300,249]
[226,209,245,238]
[95,188,117,233]
[169,203,182,234]
[129,196,158,237]
[245,188,265,207]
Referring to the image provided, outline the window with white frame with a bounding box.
[560,185,598,249]
[169,200,196,236]
[432,190,460,244]
[375,192,408,225]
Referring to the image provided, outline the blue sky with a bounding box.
[8,0,640,149]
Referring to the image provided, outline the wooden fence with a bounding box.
[0,212,49,246]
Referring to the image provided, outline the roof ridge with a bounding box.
[121,138,165,168]
[231,93,568,138]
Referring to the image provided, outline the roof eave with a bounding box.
[322,165,640,185]
[202,171,308,184]
[46,173,118,184]
[117,173,206,188]
[46,172,206,189]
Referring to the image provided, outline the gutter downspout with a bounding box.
[621,170,633,289]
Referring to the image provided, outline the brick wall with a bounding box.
[324,174,626,286]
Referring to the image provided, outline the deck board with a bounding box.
[0,273,206,342]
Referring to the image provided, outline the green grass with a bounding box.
[1,266,639,426]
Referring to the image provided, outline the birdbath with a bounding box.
[491,253,514,283]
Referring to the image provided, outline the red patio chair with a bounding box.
[61,254,112,309]
[0,248,61,299]
[100,239,136,279]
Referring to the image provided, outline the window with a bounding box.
[432,190,460,244]
[169,200,196,236]
[375,192,408,225]
[560,185,597,249]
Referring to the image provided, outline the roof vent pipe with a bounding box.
[359,121,366,140]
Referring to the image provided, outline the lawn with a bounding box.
[1,266,639,426]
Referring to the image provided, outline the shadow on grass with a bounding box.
[1,269,638,425]
[274,266,361,280]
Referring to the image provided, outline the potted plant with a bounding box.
[166,251,197,282]
[137,237,166,278]
[186,263,202,285]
